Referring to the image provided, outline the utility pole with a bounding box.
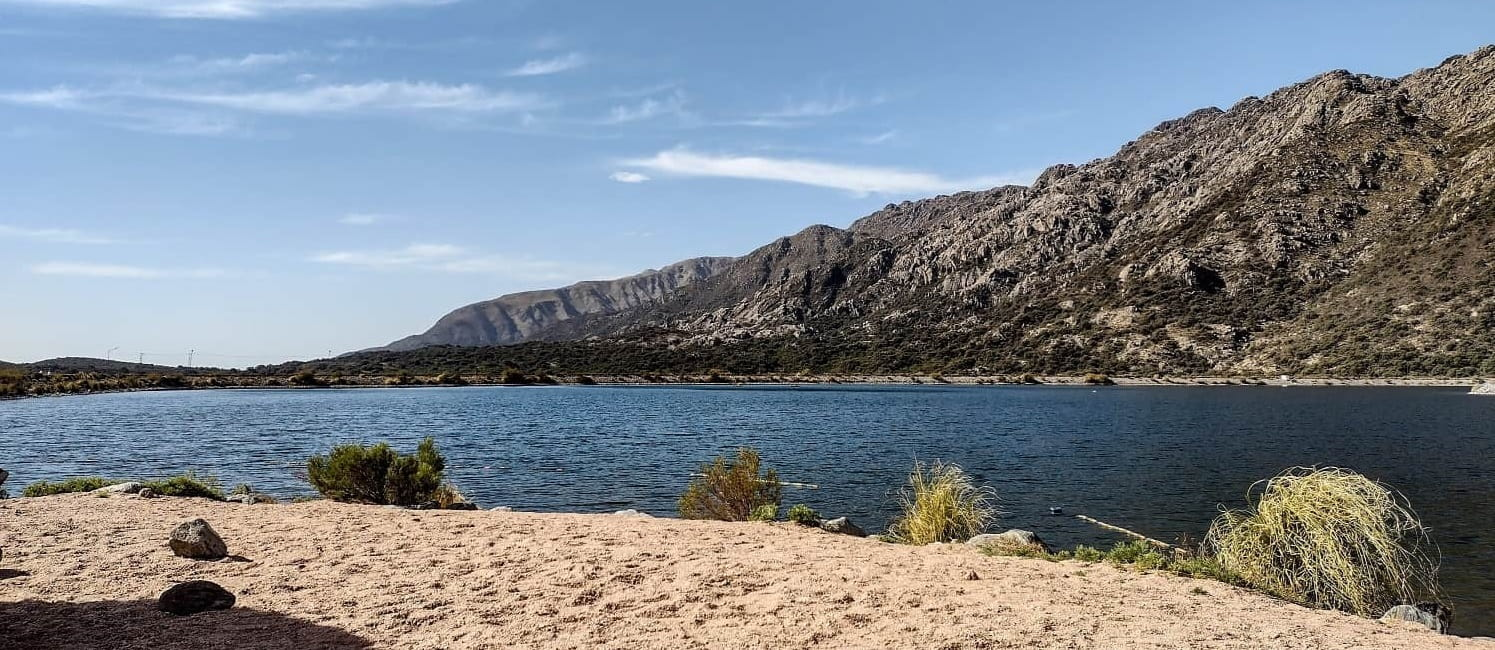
[107,346,119,361]
[188,350,195,368]
[138,352,145,365]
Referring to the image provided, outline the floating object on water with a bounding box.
[1049,506,1064,515]
[1074,514,1173,550]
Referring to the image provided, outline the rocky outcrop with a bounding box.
[158,580,235,616]
[169,519,228,560]
[1380,604,1449,634]
[92,482,142,495]
[1472,383,1495,395]
[818,517,866,537]
[382,257,736,350]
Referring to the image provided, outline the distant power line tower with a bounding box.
[187,349,195,368]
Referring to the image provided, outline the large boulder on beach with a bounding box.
[819,517,867,537]
[1380,604,1448,633]
[158,580,235,616]
[169,519,228,560]
[967,529,1051,553]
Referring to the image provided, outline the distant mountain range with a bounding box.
[371,45,1495,377]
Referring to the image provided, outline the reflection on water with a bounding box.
[3,385,1493,633]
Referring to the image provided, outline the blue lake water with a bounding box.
[2,385,1493,633]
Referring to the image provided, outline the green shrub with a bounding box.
[500,369,531,385]
[749,504,779,522]
[289,370,323,386]
[887,461,997,545]
[677,447,782,521]
[142,472,224,500]
[574,375,598,385]
[435,372,468,386]
[786,503,820,526]
[1205,467,1442,617]
[1082,372,1115,385]
[22,476,112,497]
[306,437,447,506]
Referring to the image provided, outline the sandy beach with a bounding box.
[0,494,1487,649]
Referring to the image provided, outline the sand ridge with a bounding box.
[0,494,1488,649]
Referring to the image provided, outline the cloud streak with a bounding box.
[31,261,226,279]
[310,242,574,281]
[0,0,458,19]
[505,52,586,77]
[0,224,116,244]
[609,171,650,184]
[622,149,1028,196]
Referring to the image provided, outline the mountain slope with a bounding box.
[383,257,736,351]
[376,46,1495,377]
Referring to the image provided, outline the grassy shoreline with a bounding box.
[2,373,1483,400]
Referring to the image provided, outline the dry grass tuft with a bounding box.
[887,461,997,545]
[1204,467,1442,617]
[678,447,782,521]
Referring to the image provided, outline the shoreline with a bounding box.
[2,374,1483,401]
[1,493,1485,648]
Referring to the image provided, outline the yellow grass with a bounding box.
[887,461,997,545]
[1204,467,1442,617]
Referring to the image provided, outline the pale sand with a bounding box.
[1,494,1488,649]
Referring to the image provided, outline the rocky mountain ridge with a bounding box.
[378,46,1495,376]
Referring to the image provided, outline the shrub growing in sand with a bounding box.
[1204,467,1443,617]
[749,504,779,522]
[677,447,782,521]
[22,476,112,497]
[307,437,447,506]
[142,472,225,500]
[887,461,997,545]
[786,503,820,526]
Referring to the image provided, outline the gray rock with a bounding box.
[93,482,142,495]
[1380,604,1447,634]
[443,501,479,511]
[228,493,273,505]
[490,506,513,512]
[819,517,867,537]
[967,529,1051,553]
[613,509,652,517]
[0,467,9,487]
[158,580,235,616]
[138,487,157,499]
[1471,383,1495,395]
[169,519,228,560]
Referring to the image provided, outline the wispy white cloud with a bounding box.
[605,89,688,124]
[757,92,867,119]
[151,81,544,114]
[310,242,575,281]
[608,171,650,184]
[505,52,586,77]
[0,0,459,19]
[31,261,226,279]
[337,213,396,226]
[859,129,898,145]
[623,148,1030,196]
[0,224,116,244]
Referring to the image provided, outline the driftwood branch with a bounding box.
[1074,514,1174,550]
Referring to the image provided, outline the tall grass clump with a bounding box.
[142,472,224,500]
[887,461,997,545]
[306,436,447,506]
[1204,467,1442,617]
[678,447,782,521]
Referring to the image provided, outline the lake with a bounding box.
[2,385,1492,633]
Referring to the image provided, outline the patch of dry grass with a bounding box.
[887,461,997,545]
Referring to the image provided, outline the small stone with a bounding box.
[490,506,513,512]
[169,519,228,560]
[158,580,235,616]
[819,517,867,537]
[138,487,157,499]
[93,482,142,495]
[613,509,652,517]
[443,502,479,511]
[1380,604,1448,634]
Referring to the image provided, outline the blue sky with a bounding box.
[2,0,1492,366]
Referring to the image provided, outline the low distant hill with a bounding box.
[25,357,189,374]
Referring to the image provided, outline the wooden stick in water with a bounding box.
[1074,514,1174,549]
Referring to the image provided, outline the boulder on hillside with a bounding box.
[158,580,235,616]
[819,517,867,537]
[967,529,1051,553]
[169,519,228,560]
